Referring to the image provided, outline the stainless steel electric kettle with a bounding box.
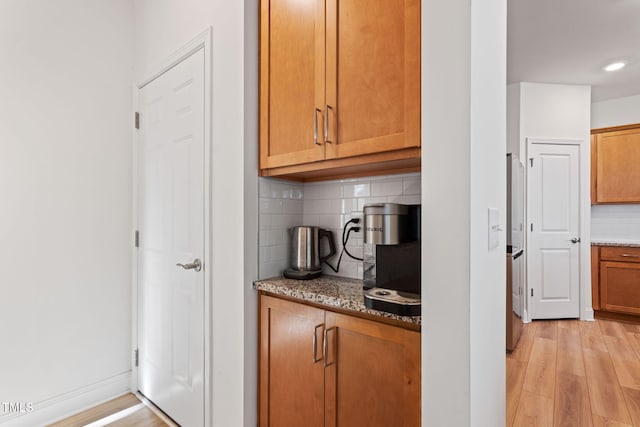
[284,226,336,280]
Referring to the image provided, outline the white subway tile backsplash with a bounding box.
[388,194,421,205]
[259,173,420,280]
[403,176,421,195]
[372,180,403,197]
[343,182,371,198]
[304,182,343,200]
[591,204,640,241]
[357,196,387,212]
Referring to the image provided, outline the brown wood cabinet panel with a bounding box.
[592,246,600,310]
[592,124,640,204]
[324,311,420,427]
[260,0,326,169]
[259,0,421,180]
[324,0,420,160]
[259,295,325,427]
[600,246,640,263]
[600,261,640,315]
[259,294,420,427]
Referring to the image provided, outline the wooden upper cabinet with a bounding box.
[324,0,421,160]
[591,123,640,204]
[260,0,326,169]
[259,0,421,180]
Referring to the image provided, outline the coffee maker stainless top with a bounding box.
[363,203,411,245]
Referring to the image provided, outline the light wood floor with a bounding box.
[49,393,171,427]
[507,319,640,426]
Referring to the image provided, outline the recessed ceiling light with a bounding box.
[604,61,626,72]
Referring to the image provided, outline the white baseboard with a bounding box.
[582,307,595,321]
[0,371,131,427]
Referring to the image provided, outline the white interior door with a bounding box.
[138,48,205,426]
[528,142,580,319]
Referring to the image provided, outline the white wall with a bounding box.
[591,94,640,129]
[422,0,506,424]
[0,1,134,425]
[507,83,521,157]
[517,82,593,321]
[132,1,256,425]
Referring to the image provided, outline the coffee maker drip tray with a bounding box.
[364,288,421,317]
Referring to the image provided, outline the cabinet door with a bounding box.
[324,0,420,160]
[260,0,326,169]
[595,127,640,203]
[600,261,640,315]
[259,295,326,427]
[324,311,420,427]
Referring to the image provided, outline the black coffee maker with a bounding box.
[362,203,421,316]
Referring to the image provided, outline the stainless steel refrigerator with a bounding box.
[507,153,524,352]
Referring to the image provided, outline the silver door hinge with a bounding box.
[134,349,139,367]
[531,288,534,297]
[135,230,139,248]
[134,112,140,129]
[529,158,533,167]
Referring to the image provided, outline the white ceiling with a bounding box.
[508,0,640,101]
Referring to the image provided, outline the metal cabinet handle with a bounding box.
[313,324,324,363]
[570,237,581,244]
[324,326,336,367]
[176,258,202,272]
[324,105,332,144]
[313,108,322,145]
[621,254,640,258]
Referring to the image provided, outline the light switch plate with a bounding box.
[488,207,500,250]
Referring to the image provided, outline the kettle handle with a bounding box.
[318,228,337,263]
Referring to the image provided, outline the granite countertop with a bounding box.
[591,240,640,247]
[254,275,421,326]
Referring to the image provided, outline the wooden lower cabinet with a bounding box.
[592,245,640,321]
[259,294,420,427]
[600,261,640,315]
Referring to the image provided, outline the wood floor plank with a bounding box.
[592,414,633,427]
[506,357,527,426]
[583,348,633,424]
[581,320,610,353]
[536,320,558,340]
[108,406,168,427]
[510,321,537,362]
[626,331,640,360]
[557,326,586,377]
[604,335,640,390]
[622,387,640,426]
[523,337,557,399]
[48,394,141,427]
[553,372,593,427]
[512,390,554,427]
[600,320,629,339]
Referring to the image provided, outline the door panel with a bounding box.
[596,128,640,203]
[325,0,420,159]
[600,261,640,315]
[138,48,205,427]
[528,143,580,319]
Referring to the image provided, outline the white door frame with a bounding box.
[524,137,593,322]
[131,28,213,426]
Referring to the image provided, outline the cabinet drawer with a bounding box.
[600,246,640,263]
[600,261,640,315]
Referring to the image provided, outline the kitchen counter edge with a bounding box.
[253,275,421,330]
[591,240,640,248]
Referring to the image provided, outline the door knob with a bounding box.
[176,258,202,272]
[570,238,581,244]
